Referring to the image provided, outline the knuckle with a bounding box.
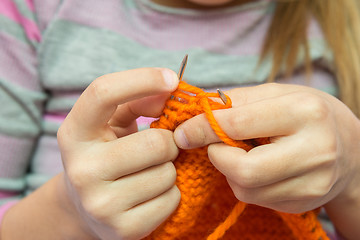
[66,159,99,191]
[131,68,163,89]
[227,88,248,106]
[89,76,111,105]
[117,230,139,240]
[232,187,246,201]
[144,129,177,160]
[303,173,335,201]
[263,82,281,92]
[271,201,306,214]
[240,177,257,189]
[193,123,207,146]
[160,162,177,184]
[145,129,167,152]
[117,215,150,240]
[227,111,253,138]
[82,195,110,222]
[150,67,169,85]
[307,181,333,200]
[234,165,258,188]
[136,67,158,77]
[161,186,181,207]
[180,118,207,147]
[320,144,338,167]
[57,124,72,150]
[313,133,338,168]
[148,67,163,80]
[323,135,338,159]
[172,186,181,203]
[295,93,329,121]
[117,187,181,240]
[56,125,65,143]
[228,111,244,127]
[114,222,133,240]
[232,187,255,204]
[164,186,182,212]
[66,164,88,190]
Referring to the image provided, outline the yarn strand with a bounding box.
[207,201,247,240]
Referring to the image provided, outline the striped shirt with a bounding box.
[0,0,337,236]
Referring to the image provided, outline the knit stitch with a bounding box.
[148,81,329,240]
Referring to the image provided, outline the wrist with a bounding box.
[54,173,99,240]
[1,174,97,240]
[324,184,360,240]
[332,114,360,202]
[324,117,360,240]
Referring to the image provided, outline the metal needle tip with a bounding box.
[217,89,228,105]
[178,54,188,81]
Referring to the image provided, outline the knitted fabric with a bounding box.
[147,81,329,240]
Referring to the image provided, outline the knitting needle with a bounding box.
[217,89,228,105]
[169,54,188,103]
[178,54,188,81]
[177,54,227,105]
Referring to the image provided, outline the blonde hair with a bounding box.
[261,0,360,117]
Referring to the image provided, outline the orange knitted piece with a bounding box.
[146,81,329,240]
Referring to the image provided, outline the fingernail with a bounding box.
[174,129,189,149]
[161,68,178,90]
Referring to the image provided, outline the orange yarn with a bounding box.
[147,81,329,240]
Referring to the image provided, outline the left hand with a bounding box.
[173,83,360,213]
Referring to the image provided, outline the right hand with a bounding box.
[57,68,181,240]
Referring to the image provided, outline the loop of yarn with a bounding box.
[147,81,329,240]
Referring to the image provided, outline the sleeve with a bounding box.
[0,0,46,208]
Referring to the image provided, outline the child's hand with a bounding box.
[57,68,180,240]
[174,83,360,214]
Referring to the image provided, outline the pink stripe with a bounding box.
[0,32,39,91]
[58,1,269,54]
[44,113,67,123]
[0,201,18,227]
[25,0,35,12]
[136,116,157,126]
[0,191,17,199]
[0,0,41,41]
[45,114,156,126]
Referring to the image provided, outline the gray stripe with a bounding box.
[0,178,26,191]
[0,196,22,205]
[0,32,39,91]
[13,0,36,21]
[38,20,329,92]
[138,0,271,15]
[38,20,271,89]
[0,78,47,137]
[26,174,53,191]
[0,15,29,44]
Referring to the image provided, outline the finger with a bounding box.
[109,93,171,128]
[226,82,317,107]
[98,129,179,180]
[207,134,330,188]
[108,93,171,137]
[174,93,302,149]
[66,68,178,140]
[265,199,327,214]
[119,186,180,239]
[227,165,334,213]
[115,162,177,210]
[227,177,305,206]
